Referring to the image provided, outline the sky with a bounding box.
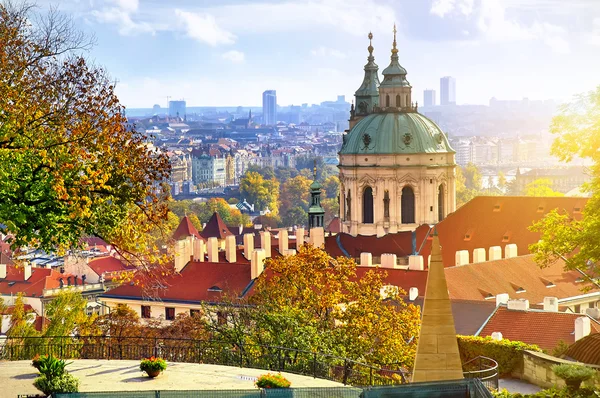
[33,0,600,108]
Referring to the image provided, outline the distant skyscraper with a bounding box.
[440,76,456,105]
[262,90,277,125]
[169,100,186,118]
[424,89,436,107]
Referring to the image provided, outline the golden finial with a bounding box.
[368,31,374,55]
[313,158,317,179]
[392,23,398,54]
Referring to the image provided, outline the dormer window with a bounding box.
[537,206,544,213]
[493,204,501,212]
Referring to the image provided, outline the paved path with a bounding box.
[1,359,345,397]
[499,378,543,394]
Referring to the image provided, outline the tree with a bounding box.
[281,206,307,227]
[498,171,507,191]
[0,3,171,256]
[250,245,420,367]
[93,304,141,342]
[7,293,39,337]
[294,156,326,180]
[43,289,91,337]
[280,176,312,213]
[197,198,250,226]
[524,178,564,197]
[463,163,482,191]
[530,86,600,280]
[247,165,275,180]
[456,167,476,207]
[240,172,279,214]
[322,176,340,199]
[274,167,298,182]
[322,197,339,226]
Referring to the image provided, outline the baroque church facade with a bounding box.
[339,29,457,236]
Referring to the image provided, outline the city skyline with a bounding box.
[34,0,600,108]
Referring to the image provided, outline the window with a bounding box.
[438,184,444,222]
[383,190,390,220]
[190,309,201,317]
[395,94,401,107]
[141,305,151,319]
[165,307,175,321]
[363,186,374,224]
[386,95,390,107]
[401,186,415,224]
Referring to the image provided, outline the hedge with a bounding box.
[458,335,541,376]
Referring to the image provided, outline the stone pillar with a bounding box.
[207,237,218,263]
[296,228,305,248]
[575,317,591,341]
[360,252,372,267]
[243,233,254,260]
[408,255,424,271]
[251,249,266,280]
[225,235,236,263]
[489,246,502,261]
[279,230,288,254]
[283,249,296,257]
[412,232,463,382]
[381,253,397,269]
[504,244,518,259]
[496,293,509,306]
[309,227,324,248]
[260,231,272,258]
[194,239,206,262]
[455,250,469,266]
[409,287,419,301]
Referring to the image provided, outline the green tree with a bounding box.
[93,304,141,343]
[247,165,275,180]
[524,178,564,197]
[7,293,39,337]
[456,167,476,207]
[498,171,507,191]
[463,163,482,190]
[322,197,339,226]
[0,3,171,254]
[240,172,280,214]
[197,198,250,226]
[294,156,326,180]
[274,167,299,182]
[322,176,340,199]
[43,289,91,337]
[280,176,312,212]
[281,206,307,227]
[530,86,600,279]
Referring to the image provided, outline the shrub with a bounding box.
[140,356,168,373]
[458,335,541,376]
[552,364,596,390]
[34,373,79,395]
[255,373,291,389]
[492,386,599,398]
[31,354,47,370]
[37,355,71,380]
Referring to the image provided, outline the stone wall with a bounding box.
[517,350,600,389]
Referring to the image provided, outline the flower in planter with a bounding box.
[255,373,291,389]
[140,356,168,378]
[32,354,79,395]
[552,364,596,391]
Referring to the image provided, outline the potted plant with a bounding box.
[31,354,48,370]
[552,363,596,390]
[32,354,79,396]
[140,356,167,378]
[256,373,292,392]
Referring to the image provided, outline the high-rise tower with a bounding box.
[262,90,277,125]
[440,77,456,105]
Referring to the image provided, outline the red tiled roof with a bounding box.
[477,306,600,350]
[435,196,587,267]
[0,265,75,297]
[173,216,202,240]
[1,304,34,315]
[326,217,341,233]
[201,212,233,240]
[102,261,252,303]
[88,256,129,276]
[445,254,595,303]
[565,333,600,365]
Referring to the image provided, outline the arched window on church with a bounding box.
[383,190,390,221]
[386,95,390,107]
[396,94,401,107]
[346,189,352,221]
[401,186,415,224]
[438,184,445,222]
[406,94,409,107]
[363,186,374,224]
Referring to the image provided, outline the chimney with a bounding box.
[296,227,305,248]
[575,317,591,341]
[309,227,324,248]
[360,252,372,267]
[408,255,424,271]
[491,332,503,341]
[507,298,529,311]
[586,308,600,320]
[543,297,559,312]
[381,253,397,269]
[251,249,266,279]
[243,233,254,260]
[455,250,469,266]
[238,224,243,235]
[260,231,272,258]
[472,248,486,263]
[489,246,502,261]
[24,264,32,280]
[504,244,518,259]
[409,287,419,301]
[0,263,6,279]
[207,237,219,263]
[283,249,296,256]
[194,239,206,262]
[279,230,289,253]
[496,293,510,306]
[225,235,236,263]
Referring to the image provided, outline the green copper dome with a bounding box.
[340,112,455,155]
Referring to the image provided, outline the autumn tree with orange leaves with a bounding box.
[0,3,171,267]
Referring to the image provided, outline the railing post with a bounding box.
[343,359,349,385]
[153,337,158,358]
[239,343,243,368]
[312,352,317,379]
[369,367,373,386]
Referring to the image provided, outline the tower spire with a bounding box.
[368,31,374,57]
[353,32,381,118]
[392,23,398,54]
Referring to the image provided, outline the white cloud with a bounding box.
[174,9,236,46]
[310,46,346,59]
[222,50,245,63]
[108,0,139,13]
[430,0,474,18]
[91,7,154,35]
[588,18,600,46]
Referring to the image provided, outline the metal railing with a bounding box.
[1,336,410,387]
[462,356,499,391]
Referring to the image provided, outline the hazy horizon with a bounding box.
[34,0,600,108]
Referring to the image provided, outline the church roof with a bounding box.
[200,212,233,240]
[172,216,202,241]
[340,112,454,155]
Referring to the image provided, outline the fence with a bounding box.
[462,356,499,391]
[1,336,409,387]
